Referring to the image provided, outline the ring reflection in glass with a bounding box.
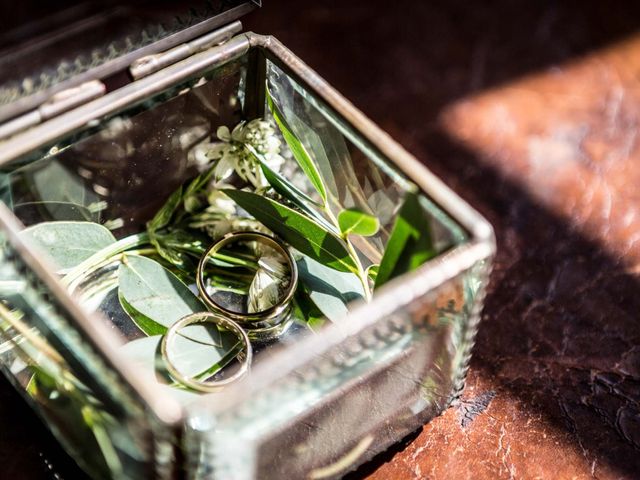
[196,231,298,340]
[160,312,252,393]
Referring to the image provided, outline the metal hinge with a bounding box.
[0,19,244,141]
[129,20,243,80]
[0,80,105,141]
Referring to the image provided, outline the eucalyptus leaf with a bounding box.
[120,333,240,399]
[266,87,327,203]
[118,293,167,337]
[338,208,380,237]
[223,189,357,273]
[19,221,116,271]
[118,255,209,336]
[375,192,436,288]
[30,160,98,207]
[14,201,95,222]
[16,159,103,222]
[296,255,364,322]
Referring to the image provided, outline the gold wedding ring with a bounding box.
[196,231,298,341]
[160,312,252,393]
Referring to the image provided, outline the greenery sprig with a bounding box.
[11,82,438,397]
[0,79,443,477]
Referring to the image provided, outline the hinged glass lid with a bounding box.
[0,0,259,124]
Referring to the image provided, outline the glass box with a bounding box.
[0,3,495,479]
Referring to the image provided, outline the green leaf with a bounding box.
[245,145,337,234]
[266,87,327,203]
[182,168,215,213]
[119,333,240,399]
[118,293,167,336]
[223,189,356,273]
[147,186,183,233]
[150,228,208,271]
[293,289,326,331]
[14,201,95,222]
[27,367,114,478]
[19,221,116,271]
[29,159,100,209]
[246,145,318,206]
[375,192,437,288]
[272,79,374,217]
[184,169,213,198]
[118,255,206,335]
[151,241,193,271]
[366,264,379,282]
[297,255,364,322]
[338,208,380,237]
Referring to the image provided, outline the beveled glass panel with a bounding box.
[0,36,493,479]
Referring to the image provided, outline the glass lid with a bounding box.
[0,0,258,123]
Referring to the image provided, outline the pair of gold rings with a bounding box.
[161,231,298,393]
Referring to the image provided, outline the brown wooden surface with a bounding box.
[2,1,640,478]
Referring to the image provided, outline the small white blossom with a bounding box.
[206,187,236,216]
[248,268,281,313]
[248,253,290,313]
[206,119,285,189]
[190,141,216,168]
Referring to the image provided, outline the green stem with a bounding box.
[208,251,259,269]
[324,206,372,301]
[171,244,259,269]
[345,237,372,302]
[127,248,157,257]
[205,268,256,283]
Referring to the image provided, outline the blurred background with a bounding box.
[2,1,640,478]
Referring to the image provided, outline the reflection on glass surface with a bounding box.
[0,42,490,480]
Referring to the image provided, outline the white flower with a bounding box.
[191,141,215,168]
[212,152,236,180]
[217,125,231,142]
[247,253,289,313]
[206,187,236,216]
[248,268,281,313]
[204,119,285,188]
